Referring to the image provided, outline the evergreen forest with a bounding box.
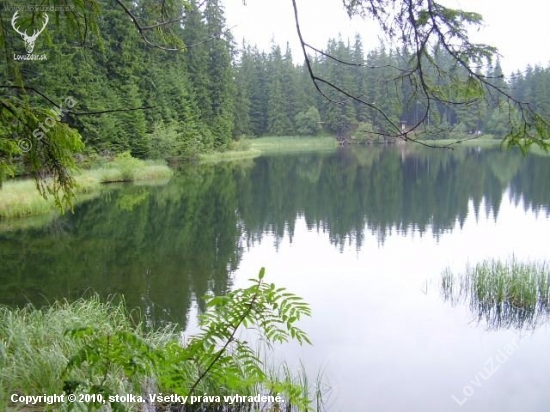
[2,0,550,165]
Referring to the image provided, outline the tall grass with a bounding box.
[250,136,338,153]
[197,136,337,164]
[441,259,550,329]
[0,296,326,411]
[0,159,173,220]
[199,149,262,163]
[0,297,168,411]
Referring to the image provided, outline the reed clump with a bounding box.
[441,258,550,329]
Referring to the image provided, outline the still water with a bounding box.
[1,146,550,411]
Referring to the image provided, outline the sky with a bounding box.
[224,0,550,75]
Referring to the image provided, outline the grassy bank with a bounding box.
[417,136,502,147]
[198,136,338,163]
[441,258,550,329]
[0,156,173,220]
[200,133,549,164]
[251,136,338,153]
[198,148,262,163]
[0,273,323,411]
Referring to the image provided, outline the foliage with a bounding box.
[0,157,172,219]
[2,0,550,210]
[0,297,153,412]
[234,38,550,151]
[147,122,185,160]
[0,0,235,207]
[351,122,376,143]
[327,0,550,149]
[295,107,322,136]
[110,152,143,181]
[59,269,314,411]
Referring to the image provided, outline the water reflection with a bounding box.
[1,146,549,328]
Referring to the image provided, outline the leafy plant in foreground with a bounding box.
[62,268,314,411]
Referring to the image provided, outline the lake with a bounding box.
[1,145,550,411]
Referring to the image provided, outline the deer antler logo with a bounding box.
[11,11,49,54]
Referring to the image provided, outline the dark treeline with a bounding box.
[3,1,550,164]
[2,148,549,323]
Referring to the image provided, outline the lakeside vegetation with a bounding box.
[198,132,547,163]
[1,3,550,411]
[198,136,339,162]
[0,270,323,412]
[0,153,172,220]
[441,259,550,330]
[250,136,339,153]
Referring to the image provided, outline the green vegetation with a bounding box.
[198,139,260,162]
[417,136,502,148]
[441,259,550,330]
[197,136,338,162]
[2,0,549,208]
[1,0,234,207]
[234,38,549,150]
[198,149,262,163]
[250,136,339,153]
[0,270,323,411]
[0,153,172,220]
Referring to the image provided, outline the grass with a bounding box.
[0,158,173,220]
[0,295,326,412]
[198,136,338,164]
[441,258,550,329]
[199,149,262,163]
[250,136,338,153]
[0,296,168,411]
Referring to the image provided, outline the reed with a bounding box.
[441,258,550,329]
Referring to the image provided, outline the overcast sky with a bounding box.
[224,0,550,74]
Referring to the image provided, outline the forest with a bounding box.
[2,0,550,167]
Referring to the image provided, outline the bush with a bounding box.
[351,122,377,143]
[295,107,322,136]
[112,151,142,181]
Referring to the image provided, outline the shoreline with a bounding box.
[2,134,545,223]
[198,135,507,163]
[198,136,339,163]
[0,159,173,221]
